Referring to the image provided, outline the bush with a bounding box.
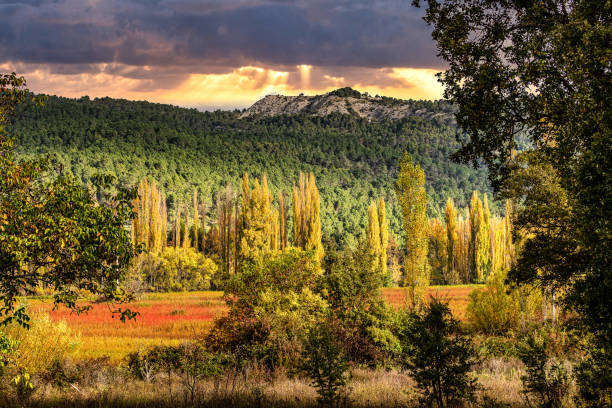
[208,249,326,371]
[3,312,80,374]
[299,319,349,407]
[398,297,479,407]
[478,336,519,359]
[125,349,160,382]
[0,331,18,375]
[574,346,612,407]
[517,333,572,408]
[467,271,541,334]
[130,248,218,292]
[174,343,228,404]
[321,242,400,366]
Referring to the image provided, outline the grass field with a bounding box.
[28,285,480,363]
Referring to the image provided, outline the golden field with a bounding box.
[28,286,480,363]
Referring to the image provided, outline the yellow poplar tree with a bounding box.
[292,172,323,260]
[444,197,459,284]
[395,152,429,307]
[131,179,167,255]
[378,197,389,284]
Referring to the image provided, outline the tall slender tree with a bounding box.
[378,197,389,285]
[395,152,429,307]
[444,198,459,284]
[366,200,381,275]
[292,172,323,260]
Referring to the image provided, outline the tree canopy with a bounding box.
[0,73,137,326]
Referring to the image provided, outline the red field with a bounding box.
[29,285,480,362]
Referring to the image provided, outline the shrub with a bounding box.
[125,350,160,382]
[398,297,479,407]
[574,346,612,407]
[208,249,326,371]
[174,343,228,404]
[299,320,349,407]
[517,333,572,408]
[478,336,519,359]
[41,358,79,388]
[467,270,541,334]
[321,242,400,366]
[10,369,35,401]
[3,312,80,374]
[0,331,18,375]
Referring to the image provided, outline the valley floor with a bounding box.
[27,286,480,363]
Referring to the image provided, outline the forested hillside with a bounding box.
[10,94,491,247]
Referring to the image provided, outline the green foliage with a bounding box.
[517,334,572,408]
[10,95,493,249]
[0,331,17,375]
[574,345,612,408]
[1,75,138,326]
[322,241,400,365]
[328,87,362,98]
[416,0,611,399]
[126,343,229,404]
[173,343,228,404]
[126,349,160,382]
[299,319,349,407]
[398,297,479,407]
[208,249,327,369]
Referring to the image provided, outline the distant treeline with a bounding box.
[11,94,493,248]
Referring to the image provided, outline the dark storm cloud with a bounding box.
[0,0,441,71]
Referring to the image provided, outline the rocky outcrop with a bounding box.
[240,88,456,125]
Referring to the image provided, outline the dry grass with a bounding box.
[14,363,528,408]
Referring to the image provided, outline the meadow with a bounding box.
[28,286,480,363]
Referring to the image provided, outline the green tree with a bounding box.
[0,73,137,326]
[299,319,349,408]
[395,152,429,306]
[398,297,479,407]
[366,200,381,275]
[414,0,611,401]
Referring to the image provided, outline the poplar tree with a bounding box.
[292,172,323,260]
[378,197,389,285]
[181,204,190,249]
[395,152,429,307]
[469,191,493,282]
[175,206,181,248]
[278,191,288,250]
[192,190,199,251]
[366,200,381,275]
[132,179,167,254]
[503,200,514,270]
[216,184,235,274]
[444,198,459,284]
[240,174,273,261]
[457,213,470,284]
[428,218,448,284]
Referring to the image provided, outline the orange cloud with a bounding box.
[2,63,444,109]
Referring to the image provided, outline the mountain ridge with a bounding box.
[241,87,457,125]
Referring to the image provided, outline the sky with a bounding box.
[0,0,445,110]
